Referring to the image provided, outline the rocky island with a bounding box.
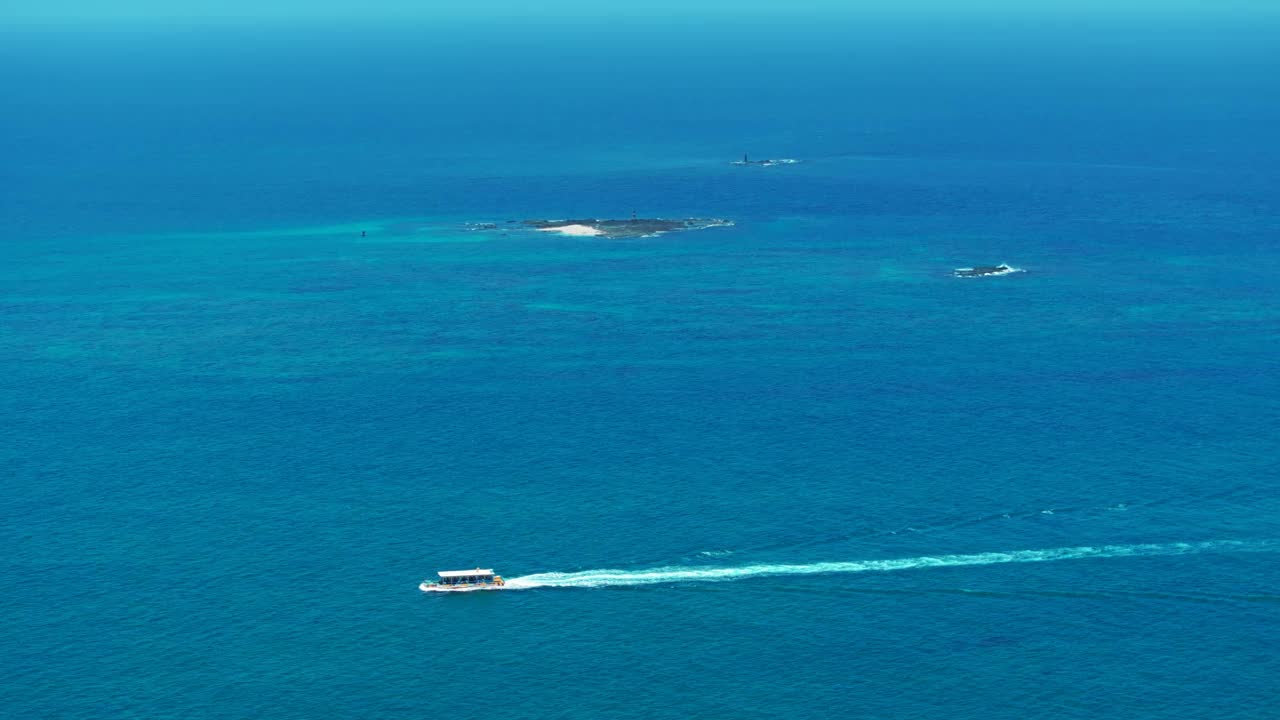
[730,154,800,167]
[953,263,1024,278]
[521,217,733,239]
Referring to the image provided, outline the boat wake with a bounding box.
[503,540,1275,590]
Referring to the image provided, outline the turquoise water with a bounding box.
[3,15,1280,719]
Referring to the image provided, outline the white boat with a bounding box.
[419,568,506,592]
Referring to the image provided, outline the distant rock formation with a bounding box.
[953,263,1024,278]
[522,218,733,239]
[730,153,800,167]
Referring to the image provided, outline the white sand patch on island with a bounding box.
[536,224,602,237]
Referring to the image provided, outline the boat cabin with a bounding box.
[436,569,499,586]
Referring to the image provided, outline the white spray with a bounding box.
[503,540,1275,589]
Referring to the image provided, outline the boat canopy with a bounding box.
[438,569,495,579]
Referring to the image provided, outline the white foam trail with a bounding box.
[503,540,1275,589]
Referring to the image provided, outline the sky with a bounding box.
[8,0,1280,28]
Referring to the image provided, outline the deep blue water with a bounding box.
[3,15,1280,719]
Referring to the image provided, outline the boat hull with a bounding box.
[419,581,506,593]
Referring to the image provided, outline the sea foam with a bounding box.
[503,540,1276,589]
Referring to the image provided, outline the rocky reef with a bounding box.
[521,218,733,239]
[730,154,800,167]
[953,263,1024,278]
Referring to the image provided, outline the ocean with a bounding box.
[3,11,1279,719]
